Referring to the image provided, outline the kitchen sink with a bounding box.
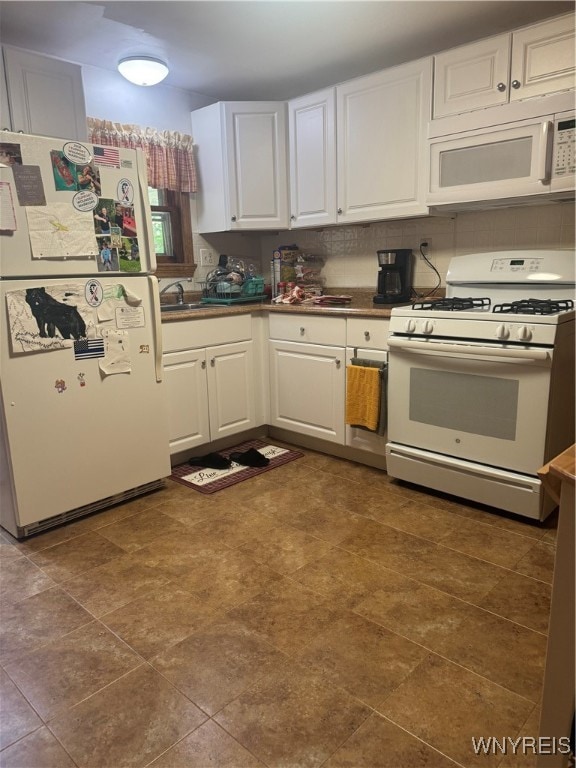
[160,302,206,313]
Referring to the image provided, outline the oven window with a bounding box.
[409,369,519,440]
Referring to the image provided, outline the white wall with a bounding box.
[82,65,213,133]
[259,203,576,291]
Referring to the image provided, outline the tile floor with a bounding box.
[0,445,558,768]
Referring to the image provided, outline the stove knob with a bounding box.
[422,320,434,335]
[517,325,532,342]
[405,319,416,333]
[495,323,509,340]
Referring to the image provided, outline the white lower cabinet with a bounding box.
[269,340,345,444]
[345,317,390,456]
[206,341,256,441]
[268,313,346,444]
[163,341,255,453]
[345,347,388,455]
[163,347,210,452]
[163,311,392,458]
[162,315,261,455]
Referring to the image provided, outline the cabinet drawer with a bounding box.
[347,318,390,349]
[268,314,346,345]
[162,314,252,353]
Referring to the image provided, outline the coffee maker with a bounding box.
[373,249,413,304]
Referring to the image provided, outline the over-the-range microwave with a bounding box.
[427,92,575,209]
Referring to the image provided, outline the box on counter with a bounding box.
[273,246,325,288]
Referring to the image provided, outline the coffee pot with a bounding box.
[374,249,413,304]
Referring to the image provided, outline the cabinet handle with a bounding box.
[231,215,237,222]
[290,215,296,221]
[496,82,507,92]
[336,359,341,368]
[210,358,215,366]
[364,331,370,340]
[511,80,521,89]
[201,360,206,369]
[300,327,305,335]
[337,207,343,215]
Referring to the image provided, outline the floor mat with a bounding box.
[170,439,304,494]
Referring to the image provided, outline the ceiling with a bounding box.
[0,1,574,100]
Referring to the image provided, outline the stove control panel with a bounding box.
[390,313,561,346]
[490,257,543,273]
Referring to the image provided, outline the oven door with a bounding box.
[387,337,552,475]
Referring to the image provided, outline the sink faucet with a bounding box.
[159,279,191,304]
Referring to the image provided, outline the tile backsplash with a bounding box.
[190,200,575,291]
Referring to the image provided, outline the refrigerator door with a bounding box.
[0,275,170,535]
[0,131,156,277]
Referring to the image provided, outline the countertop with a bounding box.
[159,288,427,321]
[538,444,576,505]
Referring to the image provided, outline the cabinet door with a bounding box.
[163,348,210,454]
[3,47,87,140]
[269,340,345,444]
[510,15,575,103]
[345,347,388,455]
[336,59,432,223]
[224,102,288,230]
[288,88,336,228]
[433,34,510,118]
[206,341,256,440]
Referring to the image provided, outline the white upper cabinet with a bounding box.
[2,47,87,140]
[434,14,575,119]
[510,15,576,102]
[336,58,432,223]
[288,87,337,228]
[433,34,511,118]
[191,101,289,233]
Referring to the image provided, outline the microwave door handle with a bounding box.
[538,121,553,184]
[387,337,550,362]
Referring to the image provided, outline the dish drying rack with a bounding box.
[200,276,267,305]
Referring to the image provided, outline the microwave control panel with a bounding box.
[553,118,575,177]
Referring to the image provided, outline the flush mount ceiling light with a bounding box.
[117,56,169,86]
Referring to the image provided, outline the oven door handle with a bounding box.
[387,337,550,361]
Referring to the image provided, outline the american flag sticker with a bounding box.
[93,146,120,168]
[74,338,105,360]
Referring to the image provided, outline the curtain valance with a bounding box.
[87,118,197,193]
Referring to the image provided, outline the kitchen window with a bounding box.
[149,188,195,279]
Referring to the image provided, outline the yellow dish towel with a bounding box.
[346,365,381,431]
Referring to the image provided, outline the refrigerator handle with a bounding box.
[136,148,157,272]
[148,276,163,382]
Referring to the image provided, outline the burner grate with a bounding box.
[412,297,491,312]
[492,299,575,315]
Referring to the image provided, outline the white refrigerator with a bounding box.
[0,131,171,538]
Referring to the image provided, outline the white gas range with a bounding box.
[385,249,575,521]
